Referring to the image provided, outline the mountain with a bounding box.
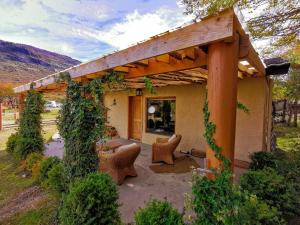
[0,40,81,86]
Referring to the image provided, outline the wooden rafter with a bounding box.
[14,9,235,93]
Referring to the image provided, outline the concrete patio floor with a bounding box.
[45,138,246,224]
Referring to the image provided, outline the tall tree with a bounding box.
[181,0,300,54]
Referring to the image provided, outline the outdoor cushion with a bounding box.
[168,134,177,143]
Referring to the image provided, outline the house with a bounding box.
[14,8,285,172]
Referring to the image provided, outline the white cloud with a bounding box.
[77,7,193,50]
[0,0,193,60]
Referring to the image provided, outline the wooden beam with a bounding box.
[114,66,129,73]
[18,93,25,115]
[125,48,207,79]
[247,44,265,76]
[206,35,239,173]
[14,9,234,93]
[178,48,197,60]
[239,34,249,58]
[0,103,2,131]
[156,54,170,63]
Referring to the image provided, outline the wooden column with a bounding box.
[18,93,25,115]
[0,103,2,131]
[206,36,239,172]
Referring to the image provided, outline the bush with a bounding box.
[59,172,120,225]
[6,133,19,154]
[39,156,61,182]
[14,137,43,160]
[23,152,44,173]
[192,170,244,224]
[249,151,277,170]
[134,199,184,225]
[240,194,286,225]
[240,167,298,219]
[46,162,65,192]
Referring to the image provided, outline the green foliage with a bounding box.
[203,95,230,169]
[46,162,65,192]
[24,152,43,173]
[249,151,277,170]
[240,167,299,219]
[135,199,184,225]
[240,194,285,225]
[237,101,250,114]
[39,156,61,182]
[59,172,120,225]
[192,170,242,225]
[192,170,285,225]
[14,89,44,159]
[181,0,299,51]
[6,133,19,154]
[144,77,156,94]
[58,72,107,183]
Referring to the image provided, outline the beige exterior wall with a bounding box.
[104,77,269,162]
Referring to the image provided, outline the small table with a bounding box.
[97,141,122,153]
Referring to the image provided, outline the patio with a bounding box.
[45,137,246,224]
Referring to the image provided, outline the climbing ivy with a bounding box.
[144,77,157,94]
[237,101,250,114]
[57,71,124,183]
[203,96,231,171]
[14,87,44,159]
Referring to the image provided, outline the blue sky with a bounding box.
[0,0,193,62]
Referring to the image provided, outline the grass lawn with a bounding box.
[0,124,59,224]
[0,151,58,225]
[41,108,59,120]
[274,123,300,151]
[0,151,35,206]
[0,124,58,151]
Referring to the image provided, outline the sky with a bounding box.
[0,0,194,62]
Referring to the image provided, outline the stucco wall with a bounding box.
[104,77,268,162]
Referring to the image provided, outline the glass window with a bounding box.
[146,98,175,135]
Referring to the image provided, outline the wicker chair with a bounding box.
[152,134,182,164]
[99,143,141,185]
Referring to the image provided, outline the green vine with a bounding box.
[13,87,44,159]
[203,94,231,171]
[57,71,125,183]
[144,77,156,94]
[237,101,250,114]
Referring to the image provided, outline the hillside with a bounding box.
[0,40,80,86]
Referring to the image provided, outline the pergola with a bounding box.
[14,8,267,171]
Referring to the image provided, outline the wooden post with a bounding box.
[18,93,25,115]
[206,36,239,172]
[0,103,2,131]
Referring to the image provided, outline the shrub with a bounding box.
[15,89,44,159]
[24,152,44,173]
[134,199,184,225]
[39,156,61,182]
[46,162,65,192]
[192,170,244,225]
[59,172,120,225]
[240,167,298,219]
[249,151,277,171]
[6,133,19,154]
[240,194,286,225]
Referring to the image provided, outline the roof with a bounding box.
[264,57,290,76]
[14,8,265,94]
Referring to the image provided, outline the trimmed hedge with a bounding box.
[59,172,120,225]
[135,199,184,225]
[6,133,19,154]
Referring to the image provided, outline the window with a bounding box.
[146,98,175,135]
